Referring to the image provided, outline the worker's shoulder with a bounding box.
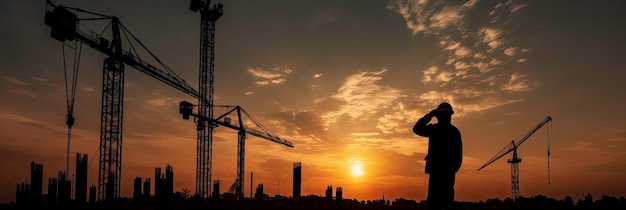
[431,123,459,132]
[450,124,460,130]
[433,123,458,128]
[445,124,461,134]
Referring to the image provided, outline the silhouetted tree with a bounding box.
[596,195,621,210]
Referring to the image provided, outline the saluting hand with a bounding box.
[426,109,438,118]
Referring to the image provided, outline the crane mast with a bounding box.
[235,108,246,199]
[45,1,202,200]
[190,0,223,198]
[507,144,521,200]
[99,17,125,200]
[477,116,553,200]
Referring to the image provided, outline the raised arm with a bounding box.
[413,110,436,137]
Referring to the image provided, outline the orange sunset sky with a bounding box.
[1,0,625,204]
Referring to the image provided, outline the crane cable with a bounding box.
[547,119,553,185]
[61,33,83,176]
[241,108,278,137]
[119,23,182,78]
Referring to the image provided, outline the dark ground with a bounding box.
[1,193,624,210]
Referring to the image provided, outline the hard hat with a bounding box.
[436,102,454,114]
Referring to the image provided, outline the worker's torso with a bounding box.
[427,123,462,172]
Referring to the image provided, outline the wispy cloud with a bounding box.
[321,68,403,126]
[311,9,337,26]
[388,0,538,114]
[504,47,517,56]
[593,128,625,144]
[259,69,416,145]
[146,98,170,106]
[2,77,27,86]
[0,111,66,134]
[79,83,96,92]
[564,140,626,172]
[1,76,64,99]
[31,77,48,82]
[480,27,504,52]
[500,72,539,92]
[416,89,522,116]
[144,89,184,107]
[247,66,293,86]
[421,66,453,84]
[376,102,421,134]
[387,0,480,35]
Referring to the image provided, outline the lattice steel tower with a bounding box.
[507,148,522,199]
[189,0,223,198]
[99,18,124,200]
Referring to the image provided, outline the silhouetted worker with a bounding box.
[413,102,462,210]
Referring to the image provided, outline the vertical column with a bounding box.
[236,130,246,199]
[75,153,88,203]
[511,162,520,200]
[293,162,302,198]
[195,2,222,197]
[196,6,211,198]
[98,17,124,200]
[99,56,124,200]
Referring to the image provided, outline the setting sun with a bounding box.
[350,164,364,177]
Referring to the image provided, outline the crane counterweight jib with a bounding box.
[45,6,77,42]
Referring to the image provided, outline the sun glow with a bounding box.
[350,164,364,177]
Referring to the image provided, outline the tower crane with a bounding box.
[179,101,294,199]
[45,1,204,200]
[188,0,223,198]
[477,116,553,200]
